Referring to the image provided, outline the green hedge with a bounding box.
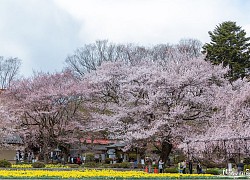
[164,167,179,173]
[205,168,220,175]
[84,162,98,168]
[111,162,131,168]
[0,159,11,168]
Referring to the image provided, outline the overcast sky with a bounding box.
[0,0,250,77]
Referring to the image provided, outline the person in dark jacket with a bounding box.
[188,160,193,174]
[197,162,202,174]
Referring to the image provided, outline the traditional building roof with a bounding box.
[1,134,23,144]
[80,138,115,145]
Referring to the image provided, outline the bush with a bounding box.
[244,164,250,171]
[110,162,132,168]
[85,153,95,162]
[151,164,157,168]
[137,163,144,169]
[164,167,178,173]
[128,153,136,160]
[111,163,120,168]
[102,163,111,168]
[32,162,45,168]
[84,162,98,168]
[244,157,250,165]
[67,164,79,168]
[105,158,113,164]
[121,162,132,168]
[205,168,220,175]
[0,159,11,168]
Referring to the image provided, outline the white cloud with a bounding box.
[54,0,250,45]
[0,0,82,77]
[0,0,250,77]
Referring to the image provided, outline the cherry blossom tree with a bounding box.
[84,57,230,164]
[2,70,89,162]
[0,97,18,147]
[186,78,250,164]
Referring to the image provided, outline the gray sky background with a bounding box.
[0,0,250,77]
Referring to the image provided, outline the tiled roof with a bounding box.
[1,134,23,144]
[80,138,115,145]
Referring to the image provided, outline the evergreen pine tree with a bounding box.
[202,21,250,80]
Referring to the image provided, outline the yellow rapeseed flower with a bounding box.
[0,169,214,179]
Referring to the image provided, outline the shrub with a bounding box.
[110,162,131,168]
[105,158,113,164]
[111,163,120,168]
[152,164,158,168]
[113,162,131,168]
[137,163,143,169]
[32,162,45,168]
[45,164,69,168]
[84,162,98,168]
[0,159,11,168]
[244,157,250,165]
[244,164,250,171]
[164,167,178,173]
[66,164,79,168]
[85,153,95,162]
[120,162,131,168]
[102,163,111,168]
[128,153,136,160]
[205,168,220,175]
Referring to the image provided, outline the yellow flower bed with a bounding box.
[0,169,213,179]
[12,164,69,168]
[11,164,32,168]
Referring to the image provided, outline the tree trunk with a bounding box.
[42,143,49,164]
[160,140,172,169]
[40,136,50,164]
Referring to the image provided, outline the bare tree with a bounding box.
[65,39,203,78]
[66,40,153,77]
[0,56,21,89]
[66,40,119,77]
[177,38,202,58]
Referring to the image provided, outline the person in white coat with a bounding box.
[158,159,164,173]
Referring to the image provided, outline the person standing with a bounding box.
[178,162,183,173]
[16,150,20,164]
[188,160,193,174]
[182,160,187,174]
[237,160,244,175]
[76,154,82,165]
[146,157,152,173]
[158,159,164,173]
[197,162,202,174]
[27,151,32,163]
